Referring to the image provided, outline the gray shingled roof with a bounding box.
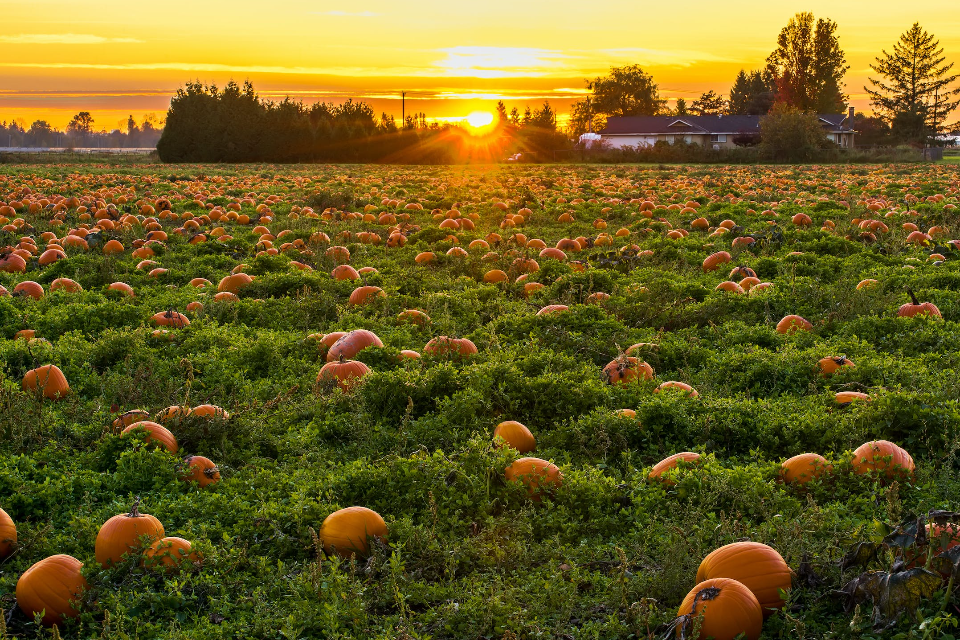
[601,114,853,135]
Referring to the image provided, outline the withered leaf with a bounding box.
[837,567,942,628]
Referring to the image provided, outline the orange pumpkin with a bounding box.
[317,357,371,391]
[108,281,135,297]
[703,251,732,272]
[180,455,221,487]
[151,310,190,328]
[835,391,871,404]
[898,287,941,318]
[493,421,536,453]
[327,329,384,362]
[16,554,88,626]
[776,315,812,334]
[504,457,562,501]
[852,440,914,479]
[121,421,179,453]
[649,452,700,483]
[319,506,388,558]
[423,336,478,358]
[50,277,82,293]
[818,356,855,376]
[218,272,254,294]
[331,264,360,280]
[144,536,201,570]
[95,498,166,567]
[696,541,792,617]
[111,409,150,432]
[13,280,44,300]
[0,506,16,558]
[675,578,762,640]
[398,309,431,326]
[602,356,654,385]
[349,285,386,306]
[191,404,229,419]
[22,364,70,399]
[780,453,831,485]
[654,381,699,397]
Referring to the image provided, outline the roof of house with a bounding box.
[600,114,854,135]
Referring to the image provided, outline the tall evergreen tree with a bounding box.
[729,70,777,115]
[674,98,688,116]
[865,23,960,143]
[690,90,726,115]
[765,12,848,113]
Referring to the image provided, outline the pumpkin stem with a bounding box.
[905,286,920,306]
[338,353,345,364]
[204,466,220,478]
[128,495,142,518]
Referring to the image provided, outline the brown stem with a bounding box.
[905,286,920,306]
[128,495,142,518]
[204,467,220,478]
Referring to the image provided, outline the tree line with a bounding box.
[0,113,162,149]
[568,14,959,147]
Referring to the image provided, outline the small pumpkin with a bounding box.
[776,315,812,334]
[95,497,166,567]
[504,457,563,502]
[16,554,88,626]
[217,272,254,294]
[654,381,699,397]
[702,251,732,272]
[696,541,793,616]
[180,455,221,487]
[22,364,69,399]
[0,506,16,558]
[121,421,179,453]
[493,421,536,453]
[852,440,914,479]
[649,452,700,484]
[191,404,229,419]
[675,578,762,640]
[111,409,150,432]
[898,287,941,318]
[319,506,388,558]
[144,536,201,570]
[780,453,831,485]
[602,356,654,385]
[817,356,855,376]
[151,310,190,328]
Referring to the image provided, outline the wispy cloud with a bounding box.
[433,47,569,78]
[596,47,735,68]
[313,10,378,17]
[0,34,142,45]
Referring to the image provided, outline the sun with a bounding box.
[464,111,494,129]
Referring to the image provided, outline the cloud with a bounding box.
[595,48,736,68]
[313,10,378,17]
[433,47,569,78]
[0,34,143,45]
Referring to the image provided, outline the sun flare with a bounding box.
[465,111,494,129]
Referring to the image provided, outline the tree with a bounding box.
[495,101,508,122]
[509,107,521,127]
[865,23,960,144]
[67,112,94,145]
[691,90,726,115]
[587,64,666,117]
[674,98,689,116]
[527,101,556,130]
[729,69,777,115]
[766,12,848,113]
[760,102,832,161]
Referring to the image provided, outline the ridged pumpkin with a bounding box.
[181,455,221,487]
[331,264,360,280]
[780,453,831,485]
[348,285,385,306]
[675,578,762,640]
[852,440,914,479]
[151,310,190,328]
[22,364,70,399]
[218,272,254,294]
[16,554,88,626]
[95,498,166,567]
[654,381,699,397]
[649,452,701,484]
[818,356,855,376]
[696,541,792,616]
[504,457,562,501]
[423,336,478,358]
[898,287,941,318]
[121,421,179,453]
[327,329,383,362]
[317,357,371,391]
[319,506,388,558]
[602,356,654,385]
[111,409,150,432]
[145,536,201,570]
[0,506,16,558]
[702,251,732,272]
[493,421,536,453]
[192,404,229,419]
[776,315,812,334]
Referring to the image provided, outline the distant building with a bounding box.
[599,107,857,149]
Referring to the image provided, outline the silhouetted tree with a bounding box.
[766,12,848,113]
[729,70,777,115]
[587,64,666,117]
[691,90,726,115]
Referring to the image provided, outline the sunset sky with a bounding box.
[1,0,959,131]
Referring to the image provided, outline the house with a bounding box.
[598,107,857,149]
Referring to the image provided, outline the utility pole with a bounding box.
[401,91,406,125]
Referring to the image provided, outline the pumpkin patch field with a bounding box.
[2,162,960,639]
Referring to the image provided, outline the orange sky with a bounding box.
[1,0,958,131]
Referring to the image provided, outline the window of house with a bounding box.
[710,134,727,143]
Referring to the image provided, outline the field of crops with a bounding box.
[1,162,960,640]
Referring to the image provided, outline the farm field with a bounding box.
[1,162,960,639]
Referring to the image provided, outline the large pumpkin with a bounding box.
[144,536,201,570]
[493,421,536,453]
[702,251,732,272]
[319,506,388,558]
[898,287,941,318]
[780,453,831,485]
[218,272,254,294]
[675,578,762,640]
[602,356,654,385]
[696,541,793,616]
[180,455,221,487]
[22,364,70,399]
[852,440,914,479]
[96,498,166,567]
[327,329,383,362]
[504,457,562,501]
[0,506,16,558]
[16,554,88,626]
[423,336,478,358]
[318,357,371,391]
[348,285,386,306]
[151,310,190,328]
[121,421,179,453]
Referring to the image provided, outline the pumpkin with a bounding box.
[649,452,700,483]
[602,356,654,385]
[319,331,348,349]
[493,421,536,453]
[50,277,82,293]
[156,405,192,422]
[22,364,69,399]
[13,280,44,300]
[0,506,16,558]
[317,357,371,391]
[102,239,124,254]
[108,281,135,297]
[192,404,229,419]
[780,453,831,485]
[898,287,941,318]
[111,409,150,432]
[504,457,562,502]
[675,578,762,640]
[483,269,508,283]
[16,554,88,626]
[121,421,179,453]
[349,285,386,306]
[703,251,732,272]
[319,506,388,558]
[400,349,421,359]
[696,541,792,617]
[331,264,360,280]
[189,277,213,288]
[835,391,871,404]
[181,455,221,487]
[654,381,699,397]
[151,310,190,328]
[776,315,812,334]
[852,440,914,479]
[537,304,569,315]
[856,279,879,290]
[423,336,478,358]
[327,329,384,362]
[95,497,166,567]
[218,272,254,294]
[144,536,201,570]
[15,329,35,340]
[398,309,431,326]
[817,356,855,376]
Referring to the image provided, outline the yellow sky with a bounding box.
[1,0,958,130]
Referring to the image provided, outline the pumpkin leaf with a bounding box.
[837,567,942,628]
[931,545,960,579]
[841,541,881,571]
